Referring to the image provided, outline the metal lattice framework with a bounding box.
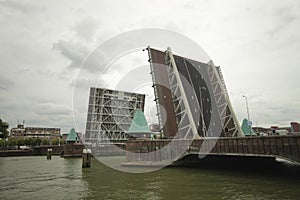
[85,88,145,144]
[165,48,199,139]
[207,61,243,136]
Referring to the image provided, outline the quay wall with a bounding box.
[63,143,84,157]
[0,150,34,157]
[33,145,64,155]
[92,143,126,156]
[0,145,64,157]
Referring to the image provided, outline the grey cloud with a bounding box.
[1,99,74,132]
[74,17,101,42]
[184,2,195,10]
[268,6,298,37]
[53,39,90,69]
[258,105,298,127]
[53,17,113,74]
[0,0,44,14]
[114,65,152,92]
[13,67,31,75]
[0,75,14,90]
[72,77,99,90]
[34,103,72,116]
[34,99,57,105]
[53,36,109,73]
[274,6,296,18]
[183,0,213,11]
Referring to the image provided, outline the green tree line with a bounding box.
[0,118,9,139]
[0,137,65,149]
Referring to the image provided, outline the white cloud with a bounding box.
[53,39,90,69]
[73,17,101,42]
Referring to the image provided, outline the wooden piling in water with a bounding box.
[82,149,91,168]
[47,148,52,160]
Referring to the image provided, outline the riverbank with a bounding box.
[0,145,64,157]
[0,149,34,157]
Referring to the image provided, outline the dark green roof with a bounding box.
[66,128,77,142]
[128,109,151,133]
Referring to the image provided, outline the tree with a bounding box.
[60,139,66,145]
[7,138,17,149]
[0,118,9,139]
[0,140,7,149]
[41,139,50,145]
[16,138,24,148]
[24,138,33,147]
[34,138,42,146]
[51,138,59,145]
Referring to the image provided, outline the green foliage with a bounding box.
[24,137,33,146]
[8,138,17,147]
[0,137,62,149]
[51,138,59,145]
[0,119,9,139]
[41,139,50,145]
[0,140,7,149]
[34,138,42,146]
[16,138,24,148]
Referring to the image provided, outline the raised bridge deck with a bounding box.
[125,135,300,166]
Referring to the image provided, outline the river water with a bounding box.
[1,156,300,200]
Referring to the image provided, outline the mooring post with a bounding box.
[47,148,52,160]
[82,149,92,168]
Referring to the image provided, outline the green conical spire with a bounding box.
[128,109,151,133]
[241,119,256,136]
[66,128,77,142]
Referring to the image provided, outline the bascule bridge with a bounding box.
[124,47,300,166]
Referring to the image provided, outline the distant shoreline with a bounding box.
[0,149,34,157]
[0,145,64,157]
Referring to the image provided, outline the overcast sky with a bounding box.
[0,0,300,133]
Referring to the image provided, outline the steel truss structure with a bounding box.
[148,47,243,138]
[85,88,145,144]
[165,48,199,139]
[207,61,243,137]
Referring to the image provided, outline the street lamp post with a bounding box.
[242,95,250,122]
